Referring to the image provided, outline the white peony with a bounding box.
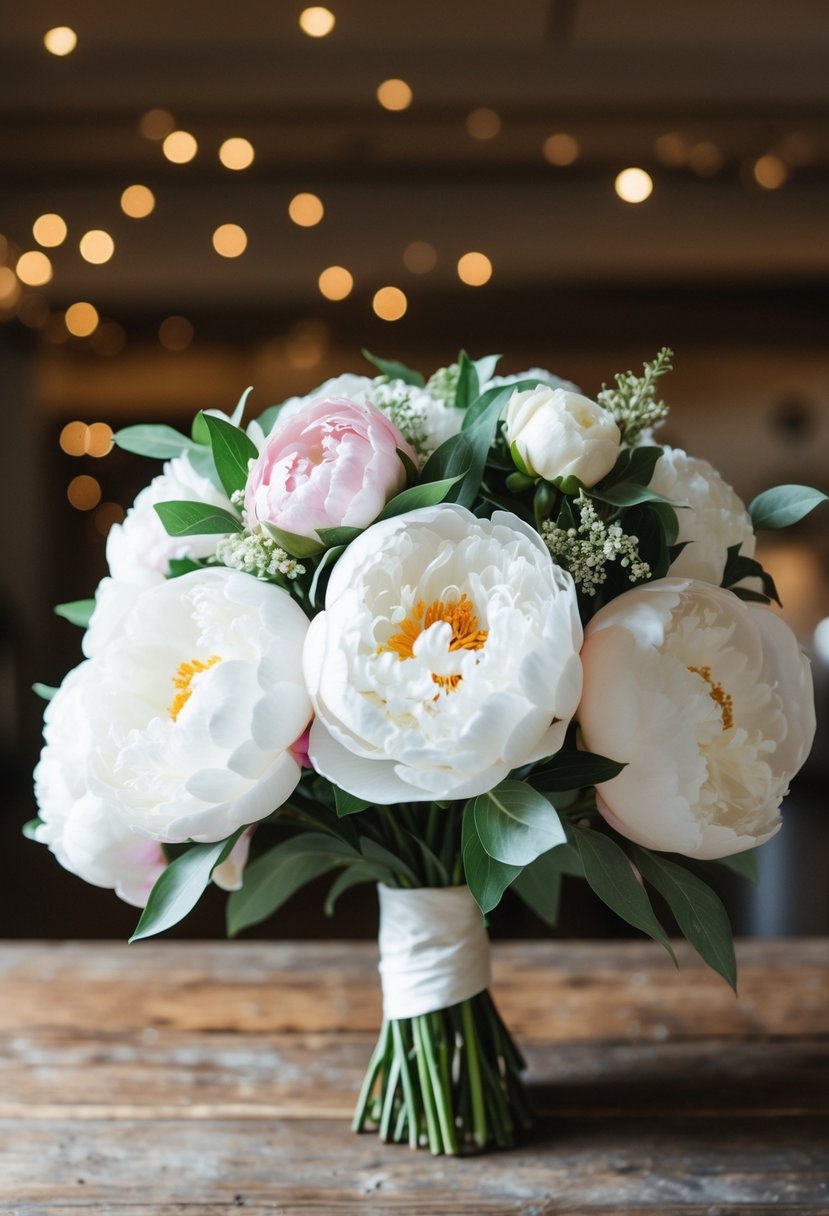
[648,446,756,583]
[304,504,583,802]
[49,567,312,845]
[84,451,234,657]
[34,665,167,907]
[578,578,815,859]
[505,386,621,487]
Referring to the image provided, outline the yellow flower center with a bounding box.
[688,664,734,730]
[169,655,222,721]
[384,595,488,694]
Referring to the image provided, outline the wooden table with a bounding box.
[0,939,826,1214]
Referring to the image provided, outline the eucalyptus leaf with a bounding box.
[377,475,464,521]
[32,682,59,701]
[573,827,675,960]
[472,779,566,867]
[631,846,737,991]
[154,500,244,537]
[749,485,828,530]
[529,751,626,793]
[22,817,44,840]
[114,424,196,460]
[131,830,244,942]
[202,412,259,497]
[590,483,683,509]
[362,349,425,387]
[260,522,324,558]
[226,832,355,937]
[461,804,522,914]
[54,599,95,628]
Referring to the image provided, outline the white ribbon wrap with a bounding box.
[377,884,491,1019]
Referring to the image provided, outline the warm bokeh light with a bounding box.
[465,108,501,140]
[0,267,18,301]
[377,79,412,111]
[753,154,788,190]
[457,251,493,286]
[372,286,408,321]
[33,213,67,247]
[285,320,330,369]
[94,501,126,537]
[90,322,126,357]
[15,250,53,286]
[614,167,653,203]
[542,133,580,166]
[777,131,817,166]
[403,241,437,274]
[65,301,99,337]
[162,130,198,164]
[159,316,195,351]
[318,265,353,300]
[120,185,156,218]
[212,224,248,257]
[654,132,688,167]
[67,475,102,511]
[18,293,50,328]
[288,192,324,227]
[688,141,723,176]
[59,422,88,457]
[79,229,114,264]
[43,26,77,56]
[139,109,175,141]
[86,422,114,457]
[299,7,336,37]
[219,137,255,170]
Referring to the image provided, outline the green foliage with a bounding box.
[721,544,781,605]
[324,866,376,915]
[597,347,673,445]
[32,683,58,701]
[334,787,371,817]
[377,475,465,521]
[201,412,259,497]
[748,485,828,530]
[259,522,323,557]
[461,805,522,914]
[529,751,626,793]
[471,779,566,867]
[362,349,425,387]
[453,351,480,412]
[154,500,244,537]
[131,830,245,941]
[54,599,95,628]
[22,817,44,840]
[511,843,583,927]
[710,849,759,884]
[113,424,196,460]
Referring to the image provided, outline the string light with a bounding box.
[16,251,53,286]
[33,213,67,247]
[212,224,247,257]
[318,266,353,300]
[121,185,155,218]
[219,137,255,170]
[753,154,787,190]
[465,109,501,140]
[288,193,324,226]
[159,316,194,351]
[43,27,77,56]
[67,475,101,511]
[139,109,175,141]
[162,131,198,164]
[372,286,407,321]
[299,7,336,37]
[543,133,579,166]
[65,302,99,337]
[403,241,437,274]
[614,168,653,204]
[457,252,492,286]
[377,79,412,111]
[79,230,114,264]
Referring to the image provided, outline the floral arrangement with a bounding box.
[29,348,824,1155]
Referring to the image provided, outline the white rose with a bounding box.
[578,578,816,859]
[34,665,167,907]
[648,446,756,583]
[304,504,583,802]
[84,451,234,657]
[505,387,621,487]
[64,567,312,844]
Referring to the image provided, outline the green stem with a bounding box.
[351,1018,391,1132]
[419,1014,458,1155]
[391,1017,420,1149]
[460,1000,487,1149]
[412,1016,442,1154]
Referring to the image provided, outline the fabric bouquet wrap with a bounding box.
[30,348,822,1153]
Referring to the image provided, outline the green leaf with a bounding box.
[721,545,781,605]
[255,404,281,436]
[509,441,533,477]
[230,386,254,427]
[529,751,626,793]
[202,412,259,497]
[422,384,514,507]
[22,817,44,840]
[359,838,420,886]
[597,446,664,490]
[749,485,828,530]
[324,865,376,916]
[454,351,480,412]
[362,349,425,387]
[131,830,244,942]
[54,598,95,628]
[590,483,683,509]
[461,804,522,915]
[309,544,345,609]
[166,557,205,578]
[472,779,566,867]
[32,682,58,701]
[511,843,583,927]
[333,787,371,817]
[631,846,737,991]
[648,501,680,547]
[377,474,465,521]
[226,832,358,936]
[114,424,196,460]
[711,849,759,884]
[154,500,244,537]
[260,522,324,558]
[190,412,211,445]
[472,354,501,386]
[316,525,363,548]
[573,827,676,960]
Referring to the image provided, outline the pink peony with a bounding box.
[244,396,415,540]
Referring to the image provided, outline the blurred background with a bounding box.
[1,0,827,941]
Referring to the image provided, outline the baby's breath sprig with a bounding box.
[371,378,430,458]
[426,362,460,408]
[541,493,651,597]
[215,529,305,582]
[597,347,673,445]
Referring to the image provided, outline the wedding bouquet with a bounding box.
[29,348,823,1154]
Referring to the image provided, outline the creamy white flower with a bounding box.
[84,452,233,657]
[505,386,621,487]
[34,665,167,907]
[648,446,756,583]
[578,578,815,859]
[304,505,583,802]
[71,567,312,844]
